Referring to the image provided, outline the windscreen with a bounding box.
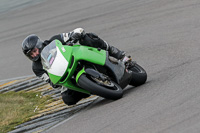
[41,41,57,69]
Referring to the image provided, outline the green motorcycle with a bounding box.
[41,40,147,100]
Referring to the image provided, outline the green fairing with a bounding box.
[76,67,86,83]
[48,73,61,84]
[47,40,106,94]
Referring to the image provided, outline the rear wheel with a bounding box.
[78,74,123,100]
[129,63,147,86]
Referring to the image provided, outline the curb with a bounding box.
[0,76,98,133]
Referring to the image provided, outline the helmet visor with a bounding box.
[26,47,40,61]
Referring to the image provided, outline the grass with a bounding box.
[0,91,54,133]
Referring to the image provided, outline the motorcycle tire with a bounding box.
[129,63,147,86]
[78,74,123,100]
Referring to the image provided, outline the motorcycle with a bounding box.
[41,40,147,100]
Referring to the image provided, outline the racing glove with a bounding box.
[69,28,86,43]
[40,73,62,89]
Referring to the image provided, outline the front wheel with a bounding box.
[78,74,123,100]
[129,63,147,86]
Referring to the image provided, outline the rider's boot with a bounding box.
[108,46,135,68]
[108,46,125,59]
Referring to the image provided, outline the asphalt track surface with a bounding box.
[1,0,200,132]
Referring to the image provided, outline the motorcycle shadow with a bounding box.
[86,81,150,109]
[87,97,114,109]
[122,85,137,96]
[123,80,150,97]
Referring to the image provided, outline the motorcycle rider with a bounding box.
[22,28,131,105]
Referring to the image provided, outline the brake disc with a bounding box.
[91,77,114,87]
